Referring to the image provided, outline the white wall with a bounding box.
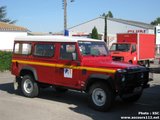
[0,32,27,51]
[69,18,105,35]
[69,17,154,35]
[108,20,148,34]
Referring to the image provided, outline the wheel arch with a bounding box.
[129,60,133,64]
[19,66,38,81]
[84,74,115,93]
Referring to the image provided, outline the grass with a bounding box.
[0,51,12,71]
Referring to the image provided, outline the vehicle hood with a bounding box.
[81,56,139,70]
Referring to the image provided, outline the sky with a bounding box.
[1,0,160,33]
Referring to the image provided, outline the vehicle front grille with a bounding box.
[120,71,148,93]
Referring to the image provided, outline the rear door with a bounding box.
[32,42,56,84]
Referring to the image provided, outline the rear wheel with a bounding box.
[21,75,39,98]
[88,82,114,112]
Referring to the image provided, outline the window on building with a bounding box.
[34,44,55,57]
[14,43,31,55]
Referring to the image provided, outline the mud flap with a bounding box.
[13,79,18,90]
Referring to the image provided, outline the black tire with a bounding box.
[121,91,142,103]
[88,82,114,112]
[144,60,150,68]
[21,75,39,98]
[128,60,132,64]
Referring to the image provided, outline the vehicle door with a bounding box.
[56,42,81,88]
[33,42,56,84]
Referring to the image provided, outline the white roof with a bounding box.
[15,35,102,42]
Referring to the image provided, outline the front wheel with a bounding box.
[21,75,39,98]
[144,60,150,68]
[88,83,114,112]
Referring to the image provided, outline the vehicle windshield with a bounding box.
[110,43,131,52]
[78,41,109,56]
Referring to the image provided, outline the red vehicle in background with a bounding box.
[110,33,155,67]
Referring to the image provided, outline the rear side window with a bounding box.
[14,43,31,55]
[34,44,55,57]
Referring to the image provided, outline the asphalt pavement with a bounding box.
[0,68,160,120]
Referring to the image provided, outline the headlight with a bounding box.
[117,69,127,73]
[116,69,126,82]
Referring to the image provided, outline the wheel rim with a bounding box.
[92,88,106,106]
[23,79,33,94]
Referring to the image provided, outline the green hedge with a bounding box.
[0,51,12,71]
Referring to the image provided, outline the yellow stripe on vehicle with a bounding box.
[12,60,116,74]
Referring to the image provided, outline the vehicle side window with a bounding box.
[34,44,55,57]
[132,45,136,53]
[14,43,31,55]
[60,44,77,60]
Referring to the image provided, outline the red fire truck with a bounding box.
[11,36,150,111]
[110,33,155,67]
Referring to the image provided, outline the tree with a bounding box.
[102,11,113,18]
[0,6,16,24]
[151,17,160,25]
[101,11,114,43]
[102,11,113,44]
[91,27,99,39]
[107,11,113,18]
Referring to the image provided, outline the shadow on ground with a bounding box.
[0,82,160,120]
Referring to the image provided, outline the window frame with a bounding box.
[78,41,109,56]
[59,43,78,61]
[33,43,55,58]
[13,42,32,55]
[131,44,137,53]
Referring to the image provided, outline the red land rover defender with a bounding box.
[11,36,150,111]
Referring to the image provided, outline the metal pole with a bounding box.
[64,0,67,32]
[63,0,74,36]
[104,16,107,44]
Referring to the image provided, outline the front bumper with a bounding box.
[115,67,150,95]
